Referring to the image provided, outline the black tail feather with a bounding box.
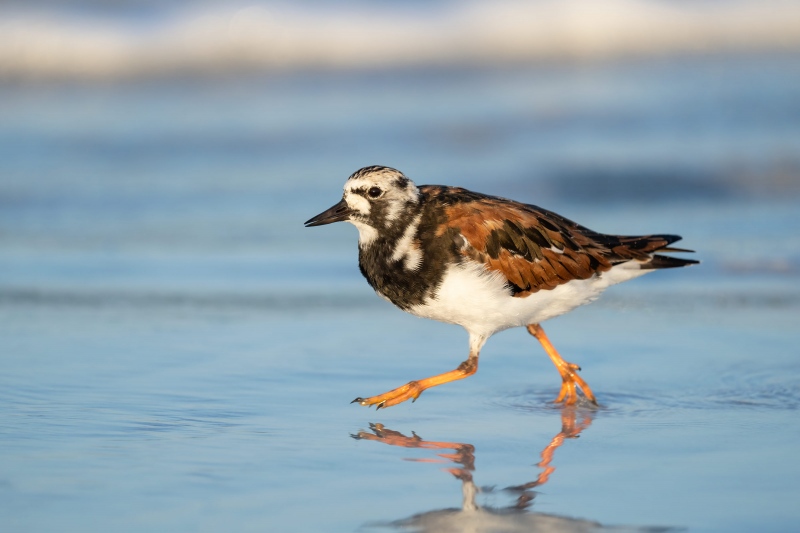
[643,254,699,269]
[659,246,695,253]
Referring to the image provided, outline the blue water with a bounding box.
[2,53,800,532]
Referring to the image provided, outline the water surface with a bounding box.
[2,52,800,532]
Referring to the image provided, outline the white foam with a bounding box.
[2,0,799,80]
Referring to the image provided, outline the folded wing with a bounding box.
[435,193,696,297]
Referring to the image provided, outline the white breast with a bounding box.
[408,260,651,337]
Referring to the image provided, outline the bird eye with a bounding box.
[368,187,382,198]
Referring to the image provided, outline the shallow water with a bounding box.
[2,54,800,532]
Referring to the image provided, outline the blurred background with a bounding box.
[2,1,800,532]
[2,0,800,296]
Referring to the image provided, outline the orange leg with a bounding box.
[527,323,597,405]
[352,355,478,410]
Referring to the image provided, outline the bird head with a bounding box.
[305,166,420,246]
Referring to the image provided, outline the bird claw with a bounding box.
[350,380,428,409]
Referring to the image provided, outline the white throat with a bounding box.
[351,220,378,248]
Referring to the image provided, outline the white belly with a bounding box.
[408,260,650,337]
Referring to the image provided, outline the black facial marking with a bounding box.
[357,191,462,310]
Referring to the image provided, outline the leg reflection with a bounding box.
[352,422,475,481]
[351,406,594,513]
[352,409,675,532]
[506,405,594,510]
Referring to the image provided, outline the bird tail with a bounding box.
[638,234,699,269]
[596,233,699,269]
[644,253,699,269]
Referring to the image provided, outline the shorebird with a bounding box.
[305,166,697,408]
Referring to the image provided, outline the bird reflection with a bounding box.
[353,406,673,532]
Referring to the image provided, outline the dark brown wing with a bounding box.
[430,190,693,297]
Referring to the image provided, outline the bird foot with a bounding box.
[553,363,597,406]
[351,380,424,409]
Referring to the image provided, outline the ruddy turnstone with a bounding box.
[305,166,697,409]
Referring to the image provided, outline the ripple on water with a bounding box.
[490,372,800,421]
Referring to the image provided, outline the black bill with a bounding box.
[304,199,351,227]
